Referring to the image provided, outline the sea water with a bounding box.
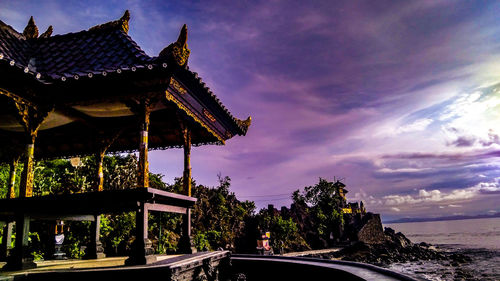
[385,217,500,250]
[385,217,500,281]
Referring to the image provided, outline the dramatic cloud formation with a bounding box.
[3,1,500,220]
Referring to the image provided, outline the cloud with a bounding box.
[391,207,401,212]
[382,179,500,207]
[449,135,477,147]
[396,118,433,134]
[376,167,432,174]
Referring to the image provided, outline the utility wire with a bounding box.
[239,193,291,198]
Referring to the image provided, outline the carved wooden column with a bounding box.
[84,148,106,259]
[178,125,196,254]
[126,98,156,264]
[96,149,105,192]
[182,127,192,197]
[6,158,19,199]
[0,158,18,261]
[6,98,51,270]
[85,133,120,260]
[137,99,153,188]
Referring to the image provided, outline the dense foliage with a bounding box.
[0,156,347,258]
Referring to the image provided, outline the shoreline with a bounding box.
[299,226,500,281]
[388,245,500,281]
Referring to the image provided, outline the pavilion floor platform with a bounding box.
[0,187,197,270]
[0,251,230,281]
[0,255,179,274]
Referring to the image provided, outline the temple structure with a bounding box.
[334,180,366,214]
[0,11,250,270]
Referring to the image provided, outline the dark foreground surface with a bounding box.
[0,251,418,281]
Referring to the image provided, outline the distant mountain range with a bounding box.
[384,212,500,224]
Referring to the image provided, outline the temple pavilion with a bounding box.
[0,11,250,270]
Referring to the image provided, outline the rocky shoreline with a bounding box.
[304,227,499,281]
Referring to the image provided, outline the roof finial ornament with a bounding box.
[89,10,130,33]
[236,116,252,132]
[23,16,39,39]
[158,24,191,67]
[120,10,130,33]
[39,25,53,38]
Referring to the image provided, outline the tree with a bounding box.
[256,209,309,253]
[290,178,345,248]
[188,175,255,251]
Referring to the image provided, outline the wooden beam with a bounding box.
[144,203,187,214]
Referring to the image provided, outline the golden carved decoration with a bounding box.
[1,89,52,198]
[39,25,53,38]
[23,16,38,39]
[170,78,187,95]
[159,24,191,67]
[89,10,130,34]
[236,116,252,130]
[0,88,35,108]
[165,90,224,143]
[20,144,35,197]
[203,108,216,122]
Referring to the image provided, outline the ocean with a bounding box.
[385,217,500,281]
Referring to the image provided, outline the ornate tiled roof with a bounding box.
[0,20,31,67]
[0,12,151,82]
[0,11,250,136]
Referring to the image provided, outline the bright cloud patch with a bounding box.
[396,118,433,134]
[383,180,500,207]
[440,86,500,148]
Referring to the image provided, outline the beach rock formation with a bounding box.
[306,227,471,266]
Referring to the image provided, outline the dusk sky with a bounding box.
[2,1,500,220]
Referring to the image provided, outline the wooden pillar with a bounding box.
[6,100,51,270]
[137,101,151,188]
[0,222,13,261]
[178,126,196,254]
[0,159,17,261]
[125,203,155,265]
[182,127,192,196]
[85,131,120,260]
[10,143,37,269]
[96,150,105,192]
[6,158,19,199]
[84,215,105,259]
[19,140,35,198]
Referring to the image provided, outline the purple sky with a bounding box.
[2,1,500,220]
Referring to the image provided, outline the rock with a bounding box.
[308,229,473,268]
[357,213,386,244]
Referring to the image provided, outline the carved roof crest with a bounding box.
[158,24,191,67]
